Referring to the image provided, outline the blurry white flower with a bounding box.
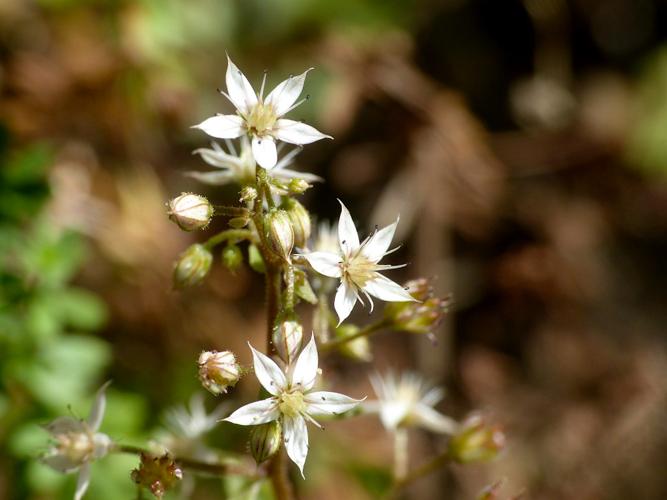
[366,372,459,434]
[302,201,417,324]
[164,393,227,441]
[312,220,339,254]
[42,382,112,500]
[193,56,331,169]
[223,336,361,477]
[188,137,322,186]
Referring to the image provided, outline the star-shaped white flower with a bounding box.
[302,201,417,324]
[188,137,322,186]
[193,56,332,169]
[223,336,361,477]
[42,382,113,500]
[366,372,459,434]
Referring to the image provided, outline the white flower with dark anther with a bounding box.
[223,336,362,477]
[188,137,322,186]
[42,382,112,500]
[302,201,417,324]
[366,372,459,434]
[193,56,332,169]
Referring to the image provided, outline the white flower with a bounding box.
[193,56,332,169]
[164,393,227,441]
[223,336,362,477]
[42,382,113,500]
[366,372,459,434]
[302,200,417,324]
[188,137,322,186]
[312,220,339,254]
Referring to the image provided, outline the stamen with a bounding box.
[259,70,268,101]
[283,96,309,114]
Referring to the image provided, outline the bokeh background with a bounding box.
[1,0,666,499]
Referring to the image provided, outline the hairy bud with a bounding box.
[266,209,294,260]
[229,216,250,229]
[288,178,311,194]
[167,193,213,231]
[249,421,282,464]
[283,198,311,248]
[131,452,182,499]
[173,244,212,288]
[335,324,372,362]
[198,350,241,395]
[449,413,505,464]
[222,244,243,273]
[384,279,450,335]
[239,186,258,203]
[272,319,303,365]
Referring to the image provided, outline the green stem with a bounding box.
[320,319,389,353]
[284,264,295,313]
[203,229,254,250]
[391,449,452,492]
[393,428,409,480]
[212,205,250,217]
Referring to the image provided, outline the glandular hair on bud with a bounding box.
[282,198,311,248]
[131,452,182,499]
[249,421,282,464]
[198,350,241,395]
[167,193,213,231]
[266,209,294,260]
[222,244,243,273]
[173,244,213,288]
[272,319,303,365]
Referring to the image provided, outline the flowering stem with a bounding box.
[203,229,255,250]
[320,319,389,353]
[393,428,409,480]
[284,264,295,313]
[267,448,294,500]
[212,205,250,217]
[391,448,452,492]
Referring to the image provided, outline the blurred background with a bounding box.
[1,0,666,498]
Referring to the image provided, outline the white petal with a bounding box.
[273,119,332,145]
[304,391,362,417]
[413,403,459,434]
[225,56,258,115]
[290,335,318,390]
[249,344,287,395]
[74,463,91,500]
[87,381,110,431]
[185,170,235,185]
[41,451,80,473]
[334,282,357,325]
[379,401,411,430]
[45,416,85,436]
[193,146,240,168]
[360,217,399,263]
[252,136,278,169]
[193,115,245,139]
[265,69,312,117]
[301,251,342,278]
[283,416,309,478]
[363,274,416,303]
[223,398,280,425]
[272,168,323,183]
[337,200,360,255]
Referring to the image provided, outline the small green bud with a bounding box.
[266,209,294,260]
[335,324,372,362]
[239,186,257,203]
[131,452,182,499]
[229,216,250,229]
[272,319,303,365]
[167,193,213,231]
[384,278,450,335]
[198,350,241,395]
[173,244,212,288]
[249,421,282,464]
[248,244,266,273]
[222,244,243,273]
[282,198,311,248]
[448,414,505,464]
[294,269,317,304]
[288,178,311,194]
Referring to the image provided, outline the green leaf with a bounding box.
[294,269,317,304]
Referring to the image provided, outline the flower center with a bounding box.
[278,391,306,418]
[342,254,377,288]
[57,431,95,464]
[245,103,277,136]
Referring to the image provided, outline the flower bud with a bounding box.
[448,414,505,464]
[198,350,241,395]
[222,244,243,273]
[173,244,212,288]
[247,244,266,273]
[282,198,311,248]
[272,319,303,365]
[266,209,294,260]
[167,193,213,231]
[229,216,250,229]
[239,186,257,203]
[335,324,372,362]
[131,452,182,499]
[249,421,282,464]
[384,279,450,335]
[288,178,311,194]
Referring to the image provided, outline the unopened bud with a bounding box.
[229,216,250,229]
[248,244,266,273]
[266,209,294,260]
[239,186,257,203]
[282,198,311,248]
[448,414,505,464]
[198,350,241,395]
[173,244,212,288]
[384,279,450,335]
[222,244,243,273]
[335,324,372,362]
[249,421,282,464]
[167,193,213,231]
[272,319,303,365]
[131,452,182,499]
[288,178,311,194]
